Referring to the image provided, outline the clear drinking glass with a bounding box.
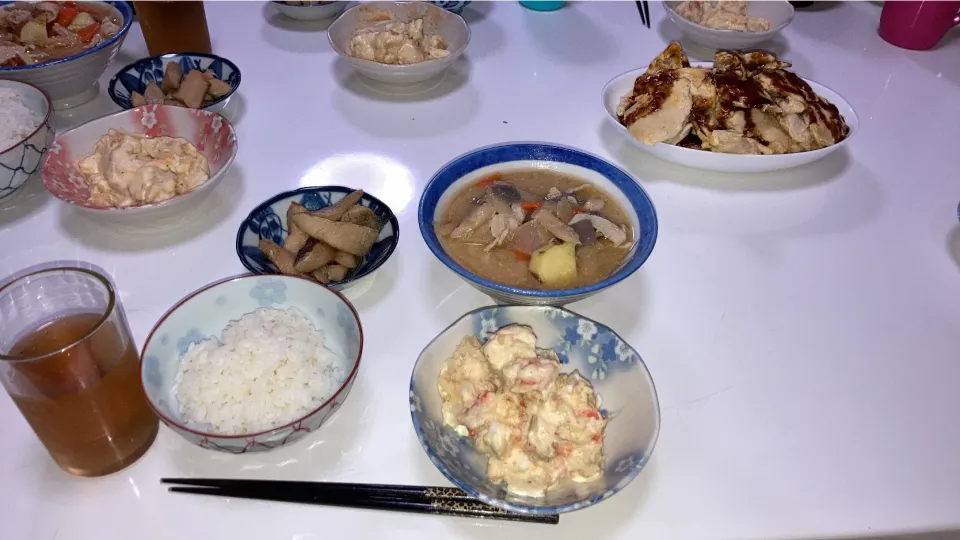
[0,267,158,477]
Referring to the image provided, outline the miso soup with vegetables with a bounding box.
[435,169,634,290]
[0,2,124,67]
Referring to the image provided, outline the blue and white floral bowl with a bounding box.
[428,1,472,15]
[419,142,659,306]
[107,53,241,116]
[410,305,660,514]
[140,274,363,453]
[271,1,348,21]
[236,186,400,299]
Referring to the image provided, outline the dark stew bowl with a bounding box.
[418,142,658,306]
[108,52,241,115]
[236,186,400,297]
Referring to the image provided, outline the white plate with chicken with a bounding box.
[601,42,858,173]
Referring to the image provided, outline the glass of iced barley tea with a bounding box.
[0,267,158,477]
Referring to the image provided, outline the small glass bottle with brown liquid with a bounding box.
[0,268,158,477]
[134,1,212,56]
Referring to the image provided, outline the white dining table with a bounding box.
[2,1,959,539]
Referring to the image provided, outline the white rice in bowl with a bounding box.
[0,87,41,150]
[174,307,347,435]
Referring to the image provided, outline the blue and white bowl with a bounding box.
[271,1,348,21]
[410,305,660,514]
[428,1,472,15]
[418,142,658,306]
[0,80,54,201]
[236,186,400,298]
[107,53,241,115]
[0,1,133,109]
[140,274,363,454]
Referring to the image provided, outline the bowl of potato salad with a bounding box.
[409,305,660,514]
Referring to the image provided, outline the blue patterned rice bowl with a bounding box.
[140,274,363,453]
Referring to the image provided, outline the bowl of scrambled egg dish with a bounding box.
[328,1,470,86]
[40,105,238,220]
[410,305,661,514]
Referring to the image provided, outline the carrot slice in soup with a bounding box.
[57,7,78,27]
[474,172,501,188]
[520,201,543,211]
[77,23,100,43]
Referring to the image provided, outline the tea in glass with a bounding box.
[0,268,158,477]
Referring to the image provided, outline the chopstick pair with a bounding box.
[162,478,560,525]
[636,1,651,29]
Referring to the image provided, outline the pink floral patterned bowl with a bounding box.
[41,104,238,219]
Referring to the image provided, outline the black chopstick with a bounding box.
[161,478,478,502]
[162,479,559,525]
[636,0,650,29]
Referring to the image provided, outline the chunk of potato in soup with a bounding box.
[435,169,633,290]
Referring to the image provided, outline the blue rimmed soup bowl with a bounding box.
[107,52,241,115]
[410,305,660,514]
[418,142,658,306]
[0,1,133,109]
[236,186,400,299]
[140,274,363,453]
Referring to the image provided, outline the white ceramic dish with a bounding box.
[662,0,794,50]
[0,80,54,201]
[272,1,348,21]
[41,105,238,221]
[140,274,363,454]
[0,1,133,109]
[328,1,470,86]
[601,65,859,173]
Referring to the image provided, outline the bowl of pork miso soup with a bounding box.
[0,1,133,109]
[419,143,658,306]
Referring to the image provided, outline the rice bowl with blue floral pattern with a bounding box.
[410,305,660,514]
[140,274,363,453]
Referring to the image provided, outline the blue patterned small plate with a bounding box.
[410,305,660,514]
[107,53,241,115]
[236,186,400,295]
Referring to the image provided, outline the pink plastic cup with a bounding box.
[879,1,960,51]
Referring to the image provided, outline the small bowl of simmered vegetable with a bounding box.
[419,142,659,306]
[107,52,240,115]
[236,186,400,300]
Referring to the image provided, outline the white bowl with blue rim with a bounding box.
[236,186,400,300]
[410,305,660,514]
[0,79,54,201]
[0,1,133,109]
[271,1,348,21]
[139,274,363,453]
[418,142,658,306]
[107,52,241,116]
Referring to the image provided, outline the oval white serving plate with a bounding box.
[601,64,859,173]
